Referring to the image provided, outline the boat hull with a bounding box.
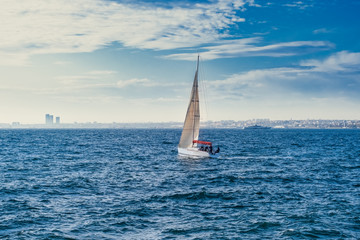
[178,147,210,158]
[244,125,271,130]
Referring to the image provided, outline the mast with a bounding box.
[192,55,199,146]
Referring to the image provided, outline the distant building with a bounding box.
[55,117,60,124]
[45,114,53,125]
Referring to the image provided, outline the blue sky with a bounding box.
[1,0,360,123]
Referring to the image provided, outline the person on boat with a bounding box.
[209,145,213,154]
[215,146,220,153]
[200,146,204,151]
[205,146,209,152]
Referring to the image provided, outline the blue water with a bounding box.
[0,129,359,239]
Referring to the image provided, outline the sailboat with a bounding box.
[178,55,219,158]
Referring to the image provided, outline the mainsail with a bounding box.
[178,56,200,148]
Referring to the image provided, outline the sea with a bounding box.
[0,129,359,239]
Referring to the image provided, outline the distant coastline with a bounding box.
[1,119,359,129]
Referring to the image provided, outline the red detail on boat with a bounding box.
[193,140,212,146]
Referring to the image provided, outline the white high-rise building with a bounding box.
[45,114,53,125]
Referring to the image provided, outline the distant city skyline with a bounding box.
[2,119,360,130]
[2,114,360,126]
[1,1,359,123]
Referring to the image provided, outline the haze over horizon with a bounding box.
[3,117,360,126]
[1,0,360,124]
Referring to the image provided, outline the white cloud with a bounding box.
[0,52,29,66]
[52,70,118,91]
[128,97,185,105]
[313,28,332,34]
[87,70,117,75]
[208,51,360,99]
[53,61,72,65]
[55,75,103,85]
[283,1,312,10]
[163,38,333,60]
[0,0,251,65]
[300,51,360,72]
[117,78,154,88]
[54,70,116,86]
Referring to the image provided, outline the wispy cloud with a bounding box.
[163,38,334,60]
[283,1,313,10]
[0,0,252,65]
[53,61,72,65]
[313,28,332,34]
[208,51,360,99]
[55,70,116,86]
[117,78,155,88]
[300,51,360,72]
[87,70,117,75]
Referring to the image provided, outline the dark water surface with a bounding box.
[0,129,359,239]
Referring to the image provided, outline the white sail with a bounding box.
[178,56,200,149]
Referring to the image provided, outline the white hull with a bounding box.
[178,147,210,158]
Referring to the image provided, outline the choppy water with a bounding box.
[0,129,359,239]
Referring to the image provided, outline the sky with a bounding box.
[1,0,360,123]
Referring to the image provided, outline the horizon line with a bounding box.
[2,118,360,125]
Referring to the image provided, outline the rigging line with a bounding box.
[199,56,209,123]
